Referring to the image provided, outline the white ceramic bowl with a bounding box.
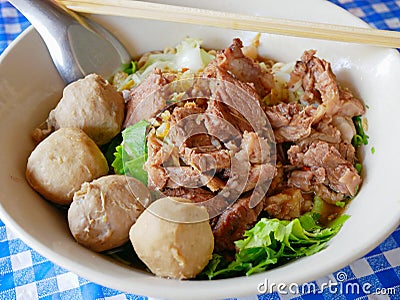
[1,0,399,299]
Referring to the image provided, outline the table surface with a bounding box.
[1,0,399,299]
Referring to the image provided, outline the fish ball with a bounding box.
[26,127,109,205]
[130,197,214,279]
[48,74,124,145]
[68,175,150,252]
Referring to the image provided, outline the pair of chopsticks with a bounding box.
[57,0,400,48]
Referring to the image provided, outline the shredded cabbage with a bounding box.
[114,38,214,91]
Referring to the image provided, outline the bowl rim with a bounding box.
[1,0,400,299]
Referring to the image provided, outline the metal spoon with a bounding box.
[8,0,131,84]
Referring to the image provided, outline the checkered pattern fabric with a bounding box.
[0,0,29,54]
[1,220,147,300]
[331,0,400,30]
[1,218,399,300]
[1,0,399,299]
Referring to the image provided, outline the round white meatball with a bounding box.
[26,127,109,205]
[68,175,151,252]
[130,197,214,279]
[48,73,124,145]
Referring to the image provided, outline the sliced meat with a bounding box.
[267,163,287,196]
[265,103,315,143]
[165,166,208,188]
[337,87,366,117]
[302,142,346,169]
[146,132,164,166]
[163,186,214,203]
[287,145,304,167]
[163,187,229,219]
[165,166,225,192]
[170,101,205,124]
[288,167,326,192]
[146,128,228,192]
[127,41,367,261]
[241,131,272,164]
[168,113,208,148]
[331,115,356,144]
[296,116,342,150]
[243,163,276,193]
[184,134,215,149]
[264,188,310,220]
[288,141,361,196]
[124,69,176,127]
[203,101,242,145]
[206,64,262,107]
[288,50,340,122]
[207,99,253,135]
[203,67,269,142]
[328,164,360,196]
[212,195,265,252]
[180,147,231,173]
[144,132,168,190]
[146,166,168,191]
[264,102,300,128]
[314,117,342,142]
[338,142,356,164]
[207,38,275,98]
[314,184,345,204]
[204,176,226,192]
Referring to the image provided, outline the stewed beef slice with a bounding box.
[264,188,312,220]
[207,38,275,98]
[124,69,175,127]
[212,195,265,252]
[288,141,361,196]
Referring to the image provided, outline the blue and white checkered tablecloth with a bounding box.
[1,0,399,299]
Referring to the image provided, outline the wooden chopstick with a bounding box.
[57,0,400,48]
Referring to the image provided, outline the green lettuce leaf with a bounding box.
[111,144,125,175]
[200,214,349,279]
[111,120,149,184]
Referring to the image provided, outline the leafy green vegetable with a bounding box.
[112,145,124,175]
[123,155,148,185]
[352,116,369,148]
[101,133,123,168]
[335,201,346,208]
[355,162,363,174]
[310,196,325,221]
[200,214,349,279]
[111,120,149,184]
[122,61,137,75]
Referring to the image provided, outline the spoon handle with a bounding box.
[10,0,131,83]
[8,0,84,83]
[8,0,75,30]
